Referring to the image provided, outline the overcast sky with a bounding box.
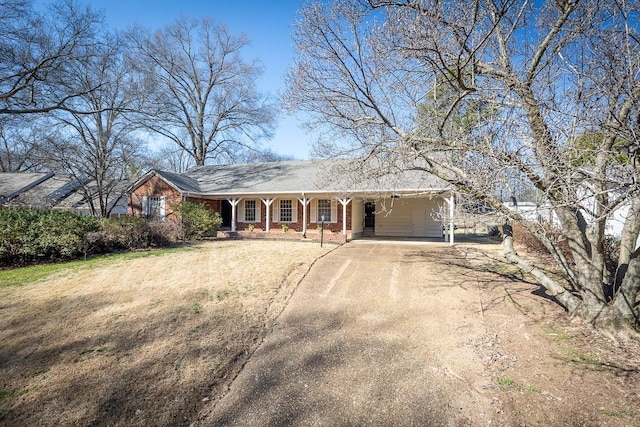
[68,0,312,160]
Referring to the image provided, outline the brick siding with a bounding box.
[128,175,182,221]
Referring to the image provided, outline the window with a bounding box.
[244,200,256,222]
[317,199,331,222]
[280,199,292,222]
[145,196,165,219]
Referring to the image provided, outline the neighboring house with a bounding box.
[503,200,558,226]
[504,191,638,247]
[127,160,456,243]
[0,172,128,216]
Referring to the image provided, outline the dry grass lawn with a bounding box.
[0,240,334,426]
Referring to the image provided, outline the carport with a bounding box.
[351,192,455,245]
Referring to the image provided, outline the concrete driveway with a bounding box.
[198,241,495,426]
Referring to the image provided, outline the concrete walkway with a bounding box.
[199,241,494,426]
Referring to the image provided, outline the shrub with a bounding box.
[146,220,182,246]
[85,216,181,253]
[0,208,100,265]
[173,201,221,240]
[509,222,573,263]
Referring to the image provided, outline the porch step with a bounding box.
[361,230,375,237]
[217,230,240,239]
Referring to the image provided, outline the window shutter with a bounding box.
[310,199,317,223]
[331,199,338,223]
[238,201,245,222]
[255,200,261,222]
[141,196,148,216]
[292,201,298,223]
[160,196,166,219]
[272,199,280,223]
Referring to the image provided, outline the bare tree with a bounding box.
[238,148,294,163]
[285,0,640,329]
[0,115,50,172]
[151,145,196,174]
[0,0,104,115]
[45,34,144,217]
[129,17,276,166]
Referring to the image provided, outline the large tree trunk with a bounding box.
[504,223,638,330]
[502,223,580,312]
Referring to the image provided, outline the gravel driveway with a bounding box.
[197,241,496,426]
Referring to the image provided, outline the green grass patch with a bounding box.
[551,348,607,372]
[599,405,636,418]
[540,323,570,342]
[0,246,195,288]
[496,377,520,391]
[192,302,202,315]
[216,290,231,301]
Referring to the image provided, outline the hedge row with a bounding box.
[0,206,218,267]
[0,208,102,265]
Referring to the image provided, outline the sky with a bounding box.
[74,0,312,160]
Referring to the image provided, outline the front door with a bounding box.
[364,202,375,229]
[412,208,427,237]
[221,200,232,228]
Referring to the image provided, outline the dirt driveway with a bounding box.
[198,240,640,427]
[198,240,500,425]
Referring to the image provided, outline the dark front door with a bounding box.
[221,200,232,228]
[364,202,375,229]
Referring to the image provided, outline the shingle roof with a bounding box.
[54,179,131,214]
[0,173,130,214]
[184,160,324,194]
[156,170,200,193]
[6,174,82,208]
[0,172,53,204]
[156,159,451,196]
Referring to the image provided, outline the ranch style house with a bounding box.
[127,160,456,244]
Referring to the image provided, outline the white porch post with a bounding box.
[337,198,353,236]
[297,196,313,238]
[260,198,274,233]
[449,193,455,246]
[227,198,242,232]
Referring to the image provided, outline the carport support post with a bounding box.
[297,196,313,238]
[260,198,274,233]
[338,198,353,236]
[227,198,242,232]
[449,193,455,246]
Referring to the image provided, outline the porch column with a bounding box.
[337,198,353,236]
[226,198,242,232]
[443,193,455,246]
[297,196,314,238]
[260,198,275,233]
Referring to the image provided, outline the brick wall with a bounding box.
[128,175,182,221]
[233,199,352,234]
[188,196,354,235]
[188,198,220,213]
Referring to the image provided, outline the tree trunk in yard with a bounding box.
[502,223,580,313]
[504,223,638,331]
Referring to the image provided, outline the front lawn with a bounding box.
[0,240,333,426]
